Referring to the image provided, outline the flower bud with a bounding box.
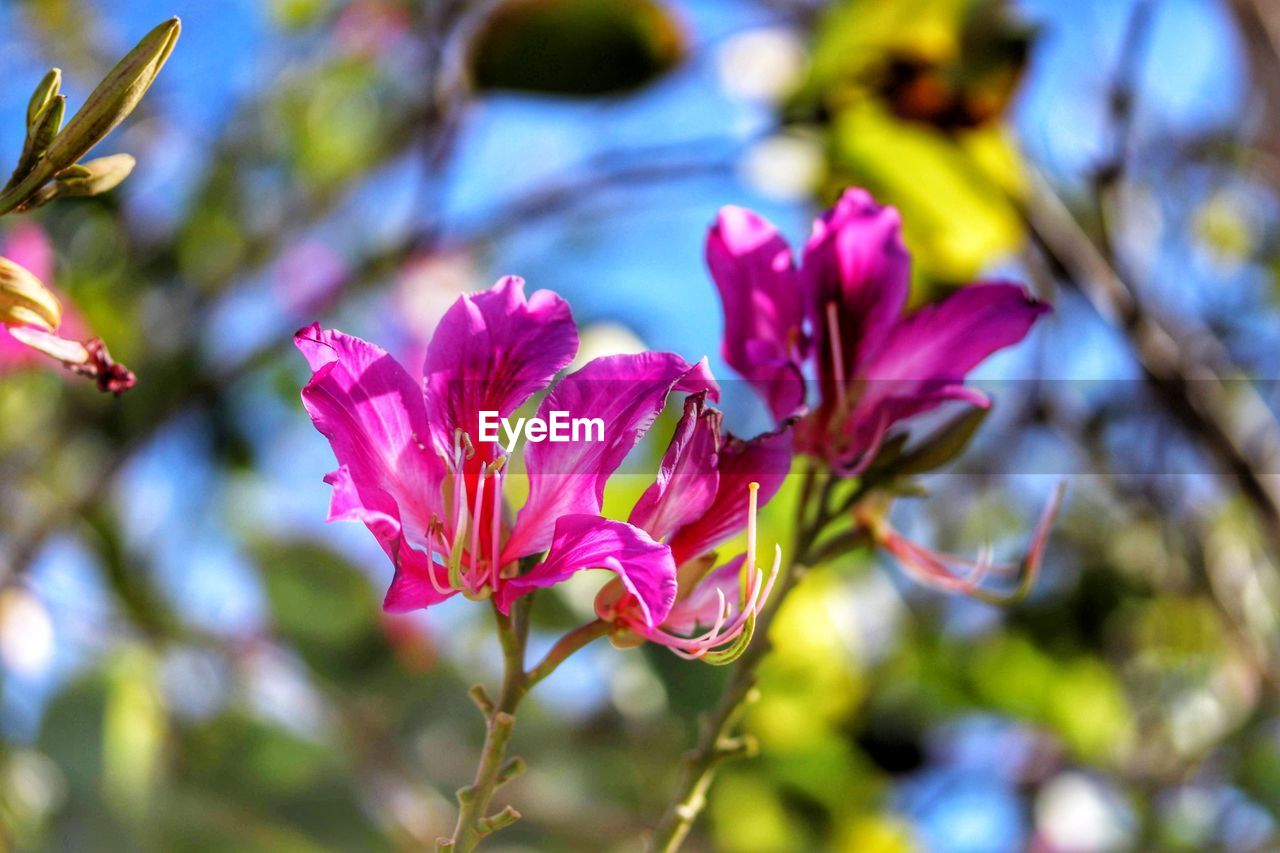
[53,154,137,198]
[0,20,178,215]
[0,256,61,331]
[43,18,180,170]
[26,69,62,130]
[6,95,65,193]
[25,95,66,160]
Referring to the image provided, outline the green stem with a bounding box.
[648,466,861,852]
[527,618,610,688]
[0,167,47,216]
[440,604,608,852]
[440,604,526,853]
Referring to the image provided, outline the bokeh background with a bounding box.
[2,0,1279,849]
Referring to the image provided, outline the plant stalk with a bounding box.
[648,467,862,852]
[440,604,608,852]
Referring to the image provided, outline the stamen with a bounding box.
[446,452,469,592]
[424,518,453,596]
[469,462,488,588]
[681,589,731,647]
[883,534,1000,596]
[742,482,759,602]
[645,544,784,660]
[489,456,507,590]
[460,429,475,460]
[826,301,847,412]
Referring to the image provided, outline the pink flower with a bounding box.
[706,188,1049,474]
[0,223,57,369]
[707,188,1060,599]
[594,393,792,662]
[296,276,718,630]
[0,223,135,394]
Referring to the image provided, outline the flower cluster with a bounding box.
[705,188,1059,596]
[294,189,1064,847]
[297,276,786,662]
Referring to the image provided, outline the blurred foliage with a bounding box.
[794,0,1030,285]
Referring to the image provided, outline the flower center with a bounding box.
[425,429,509,600]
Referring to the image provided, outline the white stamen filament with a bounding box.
[446,433,471,592]
[425,519,452,597]
[489,457,506,590]
[647,544,782,658]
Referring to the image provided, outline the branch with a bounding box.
[1018,173,1280,557]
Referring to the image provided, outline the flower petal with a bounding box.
[707,205,807,421]
[803,188,910,377]
[497,514,677,627]
[826,282,1048,470]
[296,324,446,560]
[325,466,455,612]
[628,391,721,542]
[423,275,577,459]
[503,352,719,561]
[861,281,1049,385]
[667,422,794,565]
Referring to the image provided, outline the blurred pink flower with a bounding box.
[0,223,135,393]
[334,0,413,57]
[706,187,1049,474]
[0,222,59,367]
[275,241,348,317]
[707,188,1060,599]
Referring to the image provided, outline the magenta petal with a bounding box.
[862,282,1049,385]
[503,352,720,561]
[628,392,722,542]
[382,546,455,612]
[803,188,910,376]
[296,323,446,563]
[497,515,677,627]
[707,206,807,421]
[331,464,456,612]
[833,282,1048,469]
[668,422,794,566]
[423,275,578,459]
[803,190,910,443]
